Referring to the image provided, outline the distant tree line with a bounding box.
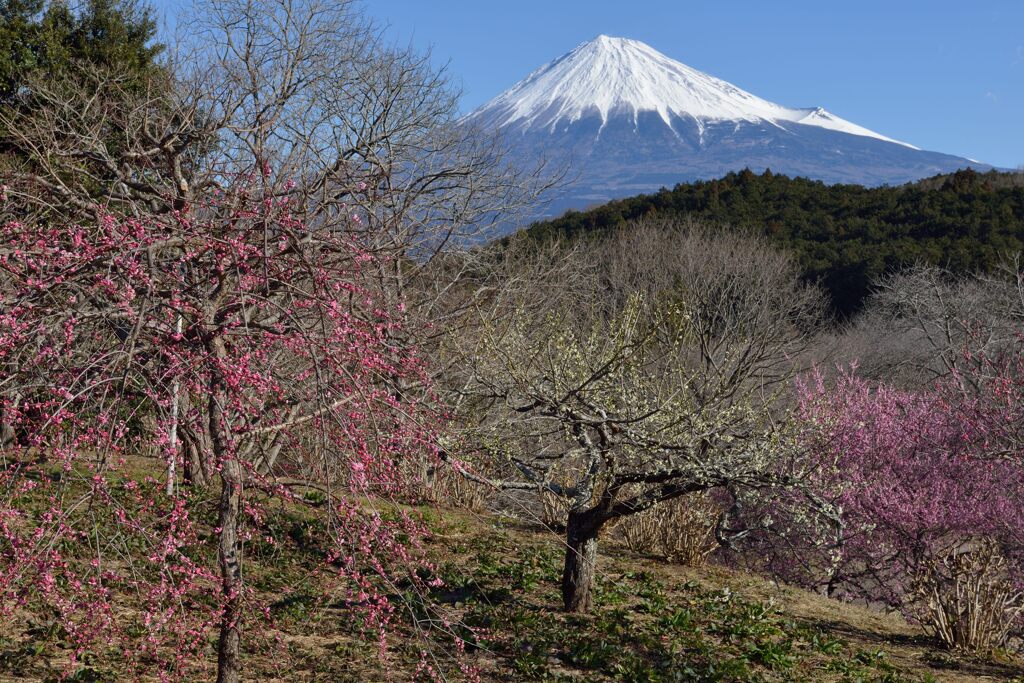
[523,168,1024,317]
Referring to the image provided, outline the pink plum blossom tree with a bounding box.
[0,175,445,681]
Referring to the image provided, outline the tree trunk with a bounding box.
[562,509,604,612]
[165,312,184,496]
[215,455,243,683]
[181,421,210,488]
[0,417,14,446]
[0,392,20,447]
[209,337,243,683]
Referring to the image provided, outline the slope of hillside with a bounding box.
[2,461,1022,681]
[520,168,1024,316]
[421,513,1024,682]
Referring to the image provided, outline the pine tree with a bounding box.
[0,0,162,105]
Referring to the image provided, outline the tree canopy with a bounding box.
[0,0,162,103]
[524,168,1024,317]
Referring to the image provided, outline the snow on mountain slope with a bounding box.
[463,35,990,220]
[469,35,915,148]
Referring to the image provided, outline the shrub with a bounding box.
[779,359,1024,653]
[617,492,719,567]
[913,538,1024,653]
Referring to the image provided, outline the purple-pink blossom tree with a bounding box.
[776,344,1024,650]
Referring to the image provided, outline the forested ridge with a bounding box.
[525,168,1024,315]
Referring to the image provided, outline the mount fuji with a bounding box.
[464,35,991,213]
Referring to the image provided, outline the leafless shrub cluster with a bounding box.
[825,259,1024,388]
[616,491,720,567]
[401,453,491,512]
[913,538,1024,653]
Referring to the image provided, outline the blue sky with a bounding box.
[153,1,1024,168]
[361,0,1023,168]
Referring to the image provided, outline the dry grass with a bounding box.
[612,545,1024,683]
[400,455,492,511]
[3,473,1024,682]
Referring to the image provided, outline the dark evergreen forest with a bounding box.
[524,168,1024,316]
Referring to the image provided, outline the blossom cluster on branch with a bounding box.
[0,178,449,679]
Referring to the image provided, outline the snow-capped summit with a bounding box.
[472,35,911,147]
[464,36,989,217]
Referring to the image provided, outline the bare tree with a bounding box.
[832,259,1024,387]
[449,220,825,611]
[1,0,554,264]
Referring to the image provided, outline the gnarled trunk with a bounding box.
[562,509,604,612]
[215,455,243,683]
[209,336,243,683]
[180,412,213,488]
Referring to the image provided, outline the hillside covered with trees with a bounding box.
[525,168,1024,316]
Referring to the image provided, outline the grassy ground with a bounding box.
[2,476,1023,681]
[418,512,1024,682]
